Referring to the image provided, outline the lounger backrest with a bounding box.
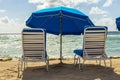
[22,28,46,60]
[83,27,107,57]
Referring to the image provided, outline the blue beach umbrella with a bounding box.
[116,17,120,30]
[26,6,94,63]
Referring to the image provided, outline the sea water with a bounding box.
[0,34,120,58]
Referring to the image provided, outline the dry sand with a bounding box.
[0,58,120,80]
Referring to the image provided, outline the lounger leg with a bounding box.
[96,60,97,63]
[76,56,79,65]
[26,61,28,69]
[78,57,81,69]
[21,61,24,71]
[110,58,112,67]
[18,59,21,78]
[81,60,85,70]
[96,60,98,65]
[103,60,106,67]
[23,62,25,70]
[99,59,101,65]
[18,59,23,78]
[46,56,49,71]
[23,60,27,70]
[46,60,49,71]
[74,54,79,66]
[74,55,77,66]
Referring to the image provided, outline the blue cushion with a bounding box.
[74,49,83,57]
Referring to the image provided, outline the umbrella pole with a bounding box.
[60,34,62,63]
[60,11,63,63]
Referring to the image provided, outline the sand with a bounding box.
[0,58,120,80]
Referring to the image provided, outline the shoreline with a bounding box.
[1,56,120,61]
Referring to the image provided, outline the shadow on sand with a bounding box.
[22,61,120,80]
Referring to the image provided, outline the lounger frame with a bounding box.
[74,27,112,69]
[18,28,49,77]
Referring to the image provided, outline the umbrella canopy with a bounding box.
[26,6,94,63]
[116,17,120,30]
[26,6,94,35]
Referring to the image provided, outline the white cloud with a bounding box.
[28,0,100,10]
[103,0,112,7]
[89,7,107,15]
[28,0,87,4]
[0,16,8,23]
[28,0,43,4]
[93,17,116,31]
[36,0,60,9]
[0,9,6,13]
[87,0,100,4]
[35,0,87,9]
[0,16,25,33]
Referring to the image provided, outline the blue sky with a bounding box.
[0,0,120,33]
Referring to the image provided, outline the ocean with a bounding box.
[0,33,120,58]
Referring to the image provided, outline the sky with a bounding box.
[0,0,120,33]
